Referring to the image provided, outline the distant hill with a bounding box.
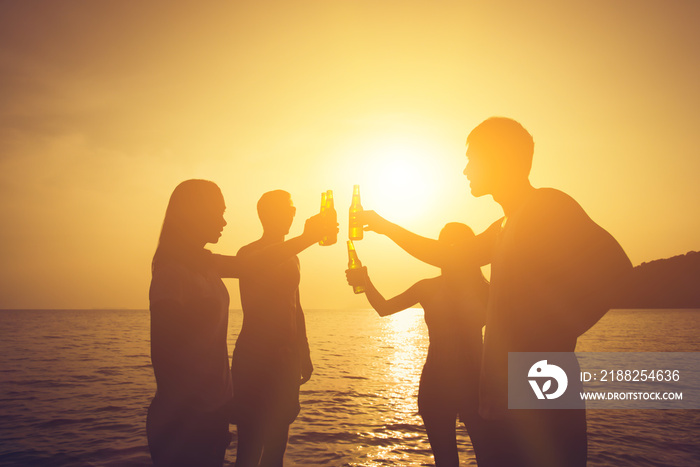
[618,251,700,309]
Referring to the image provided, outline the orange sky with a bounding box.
[1,1,698,310]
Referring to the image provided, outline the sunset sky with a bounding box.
[1,1,698,310]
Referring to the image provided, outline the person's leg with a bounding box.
[199,410,232,467]
[509,408,587,467]
[417,363,461,467]
[459,406,485,466]
[235,422,264,467]
[259,422,290,467]
[459,412,513,467]
[422,410,459,467]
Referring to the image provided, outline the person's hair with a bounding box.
[152,179,222,270]
[438,222,475,245]
[438,222,488,286]
[256,190,292,228]
[467,117,535,175]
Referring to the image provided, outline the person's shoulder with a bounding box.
[419,276,441,286]
[479,216,503,232]
[151,258,188,279]
[525,188,590,225]
[237,239,263,257]
[150,261,188,304]
[414,277,441,294]
[532,187,583,211]
[482,217,506,236]
[510,188,589,250]
[393,277,438,305]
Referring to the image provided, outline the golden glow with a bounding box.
[339,134,452,227]
[0,2,698,309]
[383,309,426,391]
[365,143,441,224]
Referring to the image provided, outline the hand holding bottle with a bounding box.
[357,210,392,235]
[303,213,339,243]
[346,240,365,294]
[345,266,368,290]
[319,190,337,246]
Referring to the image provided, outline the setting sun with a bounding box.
[344,135,451,225]
[1,1,699,466]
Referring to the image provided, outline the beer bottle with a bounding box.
[348,184,363,240]
[346,240,365,294]
[324,190,337,245]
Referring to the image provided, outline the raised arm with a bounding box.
[346,266,425,317]
[360,210,500,268]
[214,212,337,278]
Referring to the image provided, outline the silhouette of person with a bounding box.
[230,190,314,467]
[346,223,490,467]
[147,180,333,467]
[358,117,632,467]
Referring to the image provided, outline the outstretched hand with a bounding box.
[303,213,339,242]
[345,266,368,288]
[358,210,391,235]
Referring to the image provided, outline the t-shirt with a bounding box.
[234,240,303,354]
[481,188,632,409]
[230,240,305,424]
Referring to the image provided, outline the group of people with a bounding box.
[147,117,633,467]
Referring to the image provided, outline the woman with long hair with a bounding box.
[147,180,331,466]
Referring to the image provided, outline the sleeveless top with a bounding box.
[149,250,232,413]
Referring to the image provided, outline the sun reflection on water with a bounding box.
[376,309,428,423]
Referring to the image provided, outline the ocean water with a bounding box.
[0,309,698,466]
